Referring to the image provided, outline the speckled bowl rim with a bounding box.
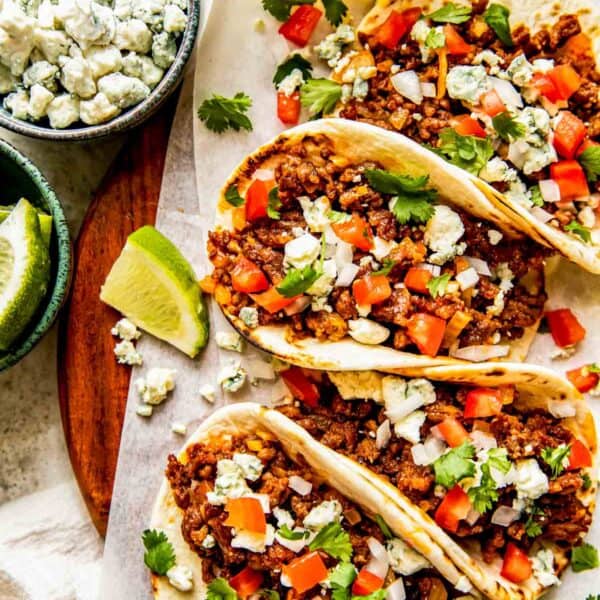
[0,139,72,372]
[0,0,200,142]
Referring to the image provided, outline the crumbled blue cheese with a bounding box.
[314,24,354,68]
[114,339,142,365]
[201,534,216,549]
[46,92,79,127]
[446,66,490,103]
[215,330,244,353]
[207,459,252,505]
[277,67,304,97]
[393,410,426,444]
[199,383,216,403]
[122,51,164,88]
[111,317,141,341]
[115,18,152,53]
[532,59,554,74]
[326,370,384,402]
[487,262,514,317]
[151,31,176,69]
[351,75,369,100]
[387,538,430,575]
[132,0,165,32]
[487,229,503,245]
[383,377,436,425]
[506,54,533,87]
[34,28,70,64]
[171,421,187,435]
[238,306,259,330]
[0,0,36,76]
[232,524,275,553]
[273,507,295,528]
[217,361,247,392]
[307,258,336,297]
[163,4,186,34]
[135,404,153,417]
[166,565,193,592]
[28,82,54,118]
[0,64,18,93]
[348,318,390,345]
[57,0,116,50]
[79,91,120,124]
[59,56,96,98]
[233,453,264,481]
[474,50,502,69]
[135,367,176,405]
[513,459,549,500]
[303,500,343,531]
[23,60,58,89]
[85,44,123,79]
[424,205,466,265]
[480,157,517,183]
[410,19,435,63]
[532,548,560,587]
[299,196,330,232]
[284,233,321,269]
[4,89,30,119]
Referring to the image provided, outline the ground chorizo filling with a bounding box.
[335,6,600,243]
[278,373,592,570]
[207,136,547,358]
[165,434,463,599]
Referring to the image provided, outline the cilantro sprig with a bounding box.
[277,524,309,540]
[330,561,357,600]
[492,112,525,142]
[580,146,600,183]
[467,449,511,513]
[428,2,472,24]
[207,577,238,600]
[142,529,176,576]
[524,505,544,538]
[300,78,343,117]
[425,28,446,49]
[277,235,326,297]
[483,3,513,47]
[308,522,353,561]
[374,514,393,539]
[225,184,245,207]
[541,444,571,478]
[323,0,348,26]
[436,129,494,175]
[565,220,592,244]
[198,92,253,133]
[268,186,282,219]
[572,543,600,573]
[530,185,544,207]
[372,259,396,276]
[273,54,313,87]
[433,441,476,489]
[427,273,451,298]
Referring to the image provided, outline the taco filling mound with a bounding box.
[206,129,547,361]
[333,2,600,258]
[164,431,466,599]
[278,370,596,588]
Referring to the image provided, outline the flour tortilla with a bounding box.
[358,0,600,274]
[213,119,545,372]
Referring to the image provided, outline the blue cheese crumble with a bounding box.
[135,367,176,405]
[113,339,142,365]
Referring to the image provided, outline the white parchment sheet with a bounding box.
[100,1,600,597]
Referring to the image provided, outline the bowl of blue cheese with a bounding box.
[0,0,199,140]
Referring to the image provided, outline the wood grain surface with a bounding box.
[57,93,178,536]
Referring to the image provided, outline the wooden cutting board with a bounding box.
[57,93,178,537]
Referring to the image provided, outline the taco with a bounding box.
[328,0,600,273]
[204,119,549,372]
[148,402,478,599]
[276,365,597,600]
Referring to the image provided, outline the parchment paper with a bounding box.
[100,1,600,598]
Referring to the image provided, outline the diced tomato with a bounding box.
[245,178,275,222]
[480,89,506,117]
[434,485,472,533]
[281,366,320,407]
[451,115,487,138]
[553,112,587,159]
[404,267,433,294]
[545,308,586,347]
[282,552,328,594]
[437,418,469,448]
[567,439,593,470]
[278,5,322,47]
[352,275,392,305]
[374,8,421,50]
[443,24,474,55]
[277,91,301,125]
[231,256,269,293]
[550,160,590,201]
[464,388,503,419]
[331,214,374,251]
[352,569,384,596]
[224,497,266,534]
[406,313,446,357]
[567,365,599,393]
[501,544,532,584]
[251,287,297,314]
[576,138,600,158]
[548,64,581,101]
[229,567,264,599]
[532,73,560,103]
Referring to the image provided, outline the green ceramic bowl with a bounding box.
[0,139,72,371]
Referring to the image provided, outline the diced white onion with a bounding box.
[391,70,423,104]
[548,400,577,419]
[539,179,561,203]
[284,296,311,316]
[376,419,392,450]
[507,140,529,169]
[246,359,277,381]
[386,578,406,600]
[450,344,510,361]
[368,537,390,566]
[335,240,354,269]
[411,436,446,466]
[365,556,389,580]
[464,256,491,276]
[336,263,360,287]
[244,493,271,513]
[465,508,481,526]
[288,475,312,496]
[275,532,308,553]
[416,262,441,276]
[456,267,479,291]
[421,82,436,98]
[491,505,520,527]
[324,225,340,245]
[254,169,274,181]
[429,424,445,440]
[385,395,429,423]
[469,430,497,452]
[490,77,523,108]
[530,206,554,223]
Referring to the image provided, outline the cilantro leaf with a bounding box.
[207,577,238,600]
[300,78,342,117]
[323,0,348,25]
[267,186,282,219]
[390,196,436,225]
[492,112,526,142]
[524,506,544,538]
[425,28,446,49]
[372,259,396,276]
[364,169,430,195]
[327,209,351,223]
[351,591,387,600]
[541,444,571,478]
[483,3,513,47]
[565,220,592,244]
[198,92,253,133]
[433,441,476,488]
[259,591,280,600]
[330,561,358,600]
[427,273,451,298]
[277,265,321,297]
[582,473,593,491]
[468,463,499,514]
[277,524,309,540]
[225,184,245,207]
[437,129,494,175]
[262,0,315,21]
[589,364,600,373]
[530,184,544,207]
[273,54,313,87]
[487,448,511,474]
[580,146,600,183]
[586,596,600,600]
[142,529,176,576]
[572,543,600,573]
[308,522,353,561]
[428,2,472,24]
[374,514,393,539]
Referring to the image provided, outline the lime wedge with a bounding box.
[100,225,208,357]
[0,204,53,247]
[0,198,51,351]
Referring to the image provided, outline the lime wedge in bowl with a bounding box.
[0,204,53,247]
[100,225,209,358]
[0,198,51,351]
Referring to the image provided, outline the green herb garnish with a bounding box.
[580,146,600,183]
[309,522,353,561]
[425,28,446,49]
[277,524,309,540]
[372,259,396,277]
[198,92,253,133]
[300,78,343,117]
[323,0,348,25]
[207,577,238,600]
[374,514,393,539]
[433,441,476,489]
[330,562,358,600]
[277,264,321,297]
[436,129,494,175]
[428,2,472,23]
[427,273,451,298]
[225,184,245,207]
[142,529,176,576]
[530,185,544,207]
[565,220,592,244]
[483,3,513,47]
[267,186,282,219]
[273,54,313,87]
[541,444,571,478]
[492,112,526,142]
[572,543,600,573]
